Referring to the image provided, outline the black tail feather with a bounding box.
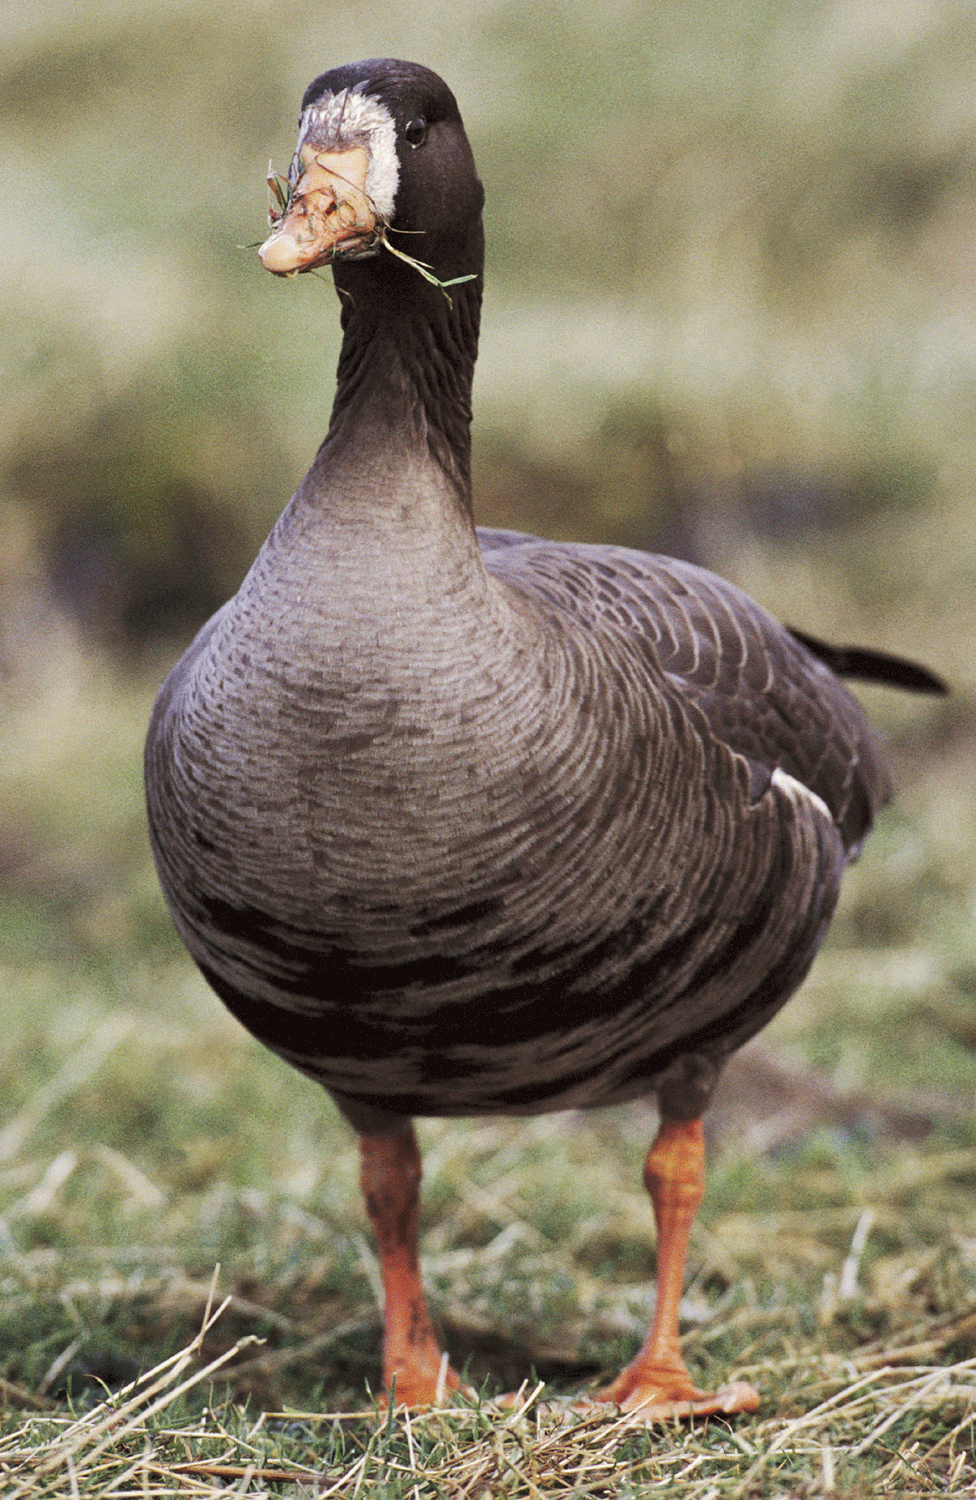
[787,626,948,696]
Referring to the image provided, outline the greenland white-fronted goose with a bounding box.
[145,59,945,1418]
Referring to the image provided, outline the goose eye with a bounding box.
[404,117,427,147]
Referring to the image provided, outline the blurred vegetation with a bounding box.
[3,0,976,663]
[2,0,976,1491]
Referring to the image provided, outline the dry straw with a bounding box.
[4,1276,976,1496]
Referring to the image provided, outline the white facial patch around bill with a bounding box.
[293,88,400,225]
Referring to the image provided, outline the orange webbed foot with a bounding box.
[381,1354,472,1410]
[585,1363,760,1421]
[495,1370,759,1425]
[359,1129,476,1413]
[571,1116,760,1424]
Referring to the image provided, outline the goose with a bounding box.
[145,58,945,1418]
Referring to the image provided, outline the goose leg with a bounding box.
[589,1117,760,1419]
[359,1126,465,1407]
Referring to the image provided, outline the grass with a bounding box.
[4,1324,976,1497]
[3,1211,976,1496]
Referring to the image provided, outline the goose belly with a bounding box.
[146,613,846,1120]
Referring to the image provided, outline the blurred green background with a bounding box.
[4,0,975,662]
[2,0,975,1419]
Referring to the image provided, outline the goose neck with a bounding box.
[321,256,483,509]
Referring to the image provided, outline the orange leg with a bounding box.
[359,1127,466,1407]
[588,1117,760,1419]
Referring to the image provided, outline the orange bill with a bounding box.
[259,144,379,276]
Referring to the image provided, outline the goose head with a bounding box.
[258,59,486,498]
[258,58,485,298]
